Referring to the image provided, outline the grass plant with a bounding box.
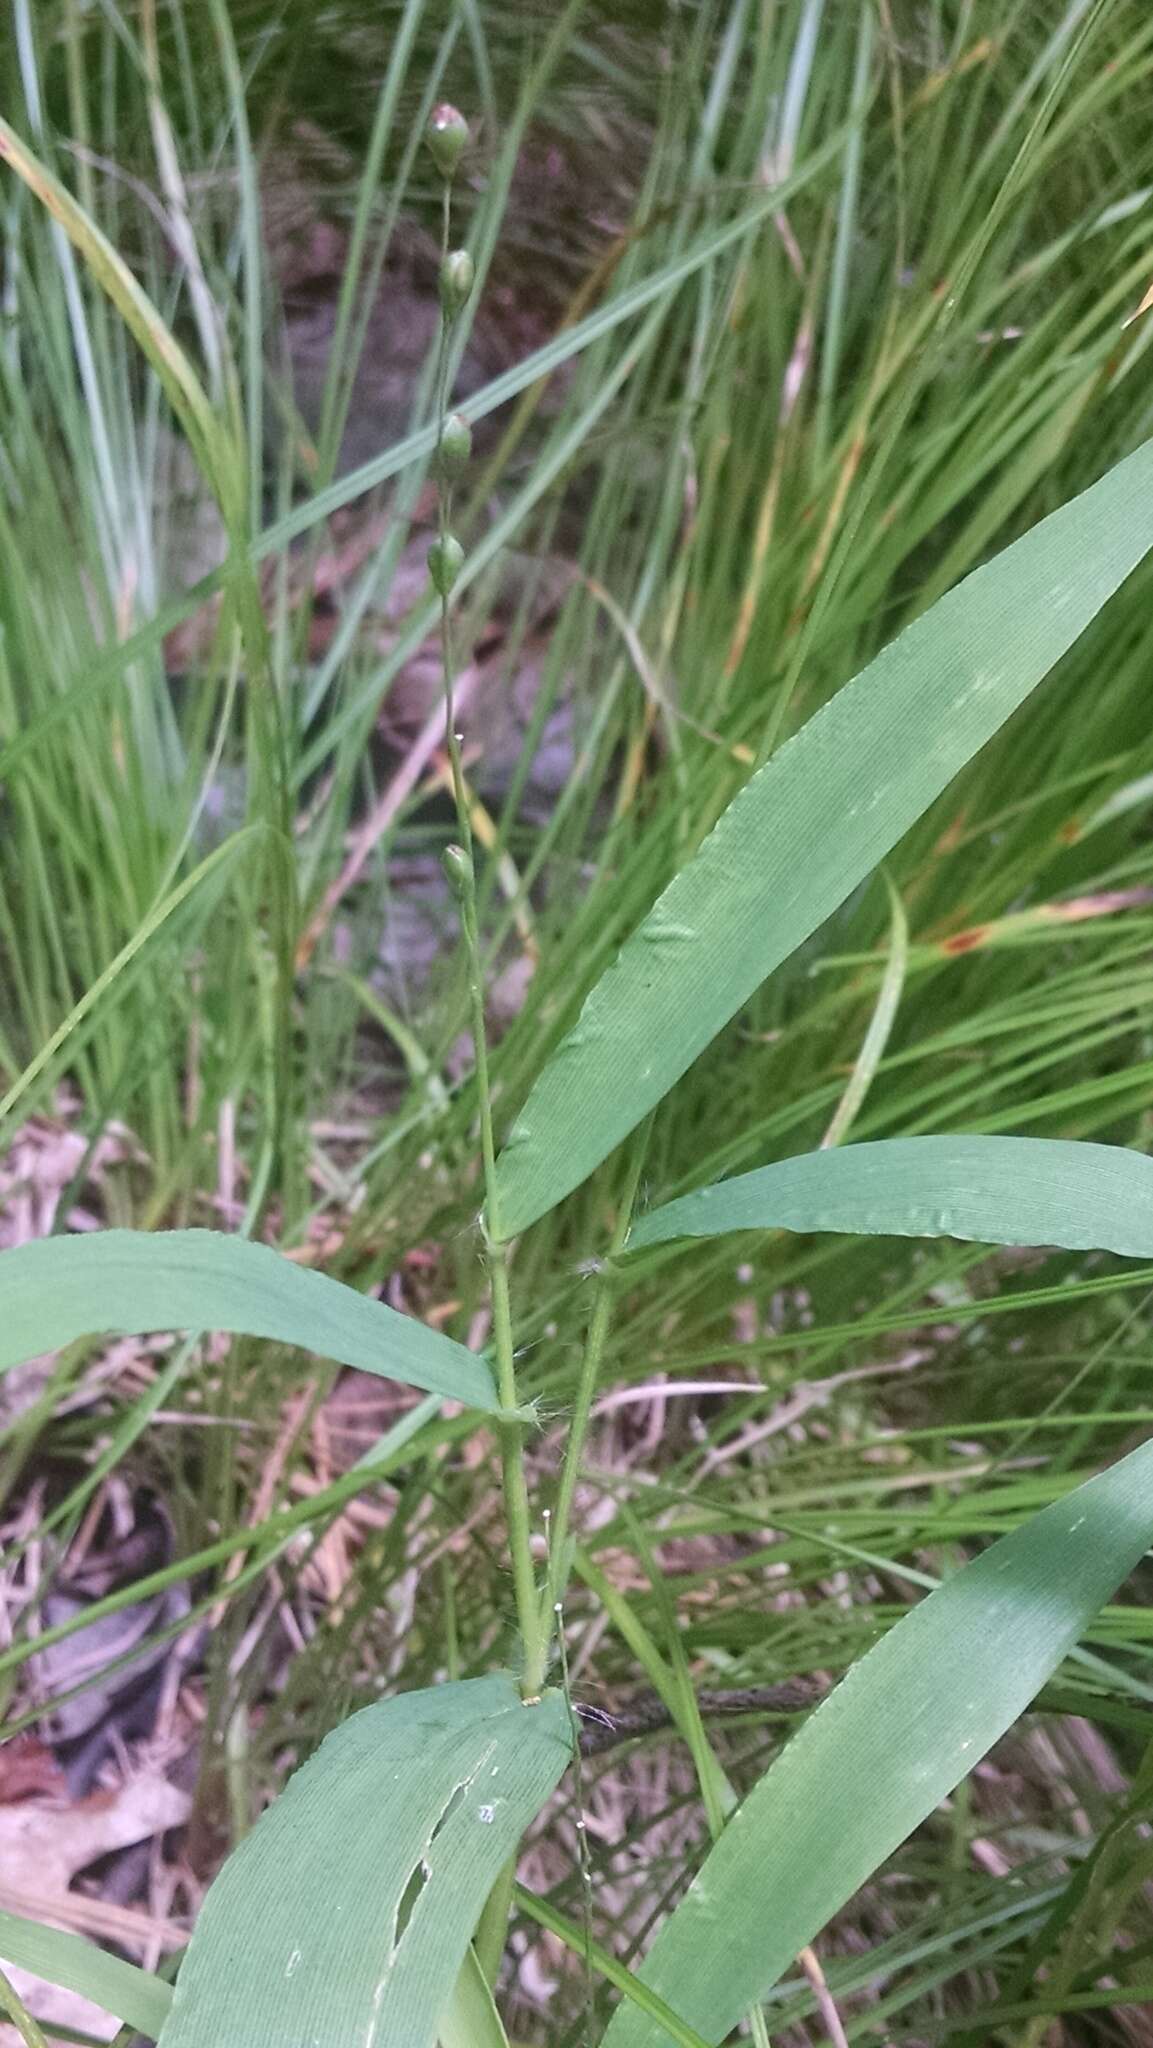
[1,3,1153,2043]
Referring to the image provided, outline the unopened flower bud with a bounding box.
[427,104,469,181]
[438,411,472,480]
[428,533,465,595]
[442,843,474,896]
[439,248,474,318]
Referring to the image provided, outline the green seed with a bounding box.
[438,412,472,480]
[427,103,469,181]
[428,534,465,595]
[442,843,474,897]
[440,249,475,319]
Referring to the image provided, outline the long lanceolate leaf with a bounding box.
[0,1230,502,1413]
[600,1438,1153,2048]
[493,437,1153,1239]
[629,1136,1153,1255]
[157,1676,570,2048]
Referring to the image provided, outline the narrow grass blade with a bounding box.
[0,1230,502,1413]
[600,1435,1153,2048]
[629,1136,1153,1256]
[157,1676,570,2048]
[494,437,1153,1238]
[513,1888,713,2048]
[0,828,262,1129]
[820,875,907,1149]
[0,116,230,504]
[0,1911,171,2040]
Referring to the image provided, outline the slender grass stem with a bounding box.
[552,1569,595,2048]
[0,1963,49,2048]
[429,121,545,1699]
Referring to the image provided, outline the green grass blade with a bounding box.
[0,1230,501,1413]
[0,1912,171,2040]
[628,1136,1153,1255]
[600,1435,1153,2048]
[0,827,263,1129]
[157,1676,570,2048]
[820,875,908,1149]
[494,437,1153,1238]
[0,114,230,507]
[513,1889,713,2048]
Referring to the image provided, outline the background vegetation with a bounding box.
[2,0,1153,2041]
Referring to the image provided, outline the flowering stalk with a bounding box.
[426,107,546,1701]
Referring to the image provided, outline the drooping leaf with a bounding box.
[0,1230,501,1413]
[493,437,1153,1238]
[158,1675,570,2048]
[0,1911,172,2040]
[629,1136,1153,1256]
[599,1437,1153,2048]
